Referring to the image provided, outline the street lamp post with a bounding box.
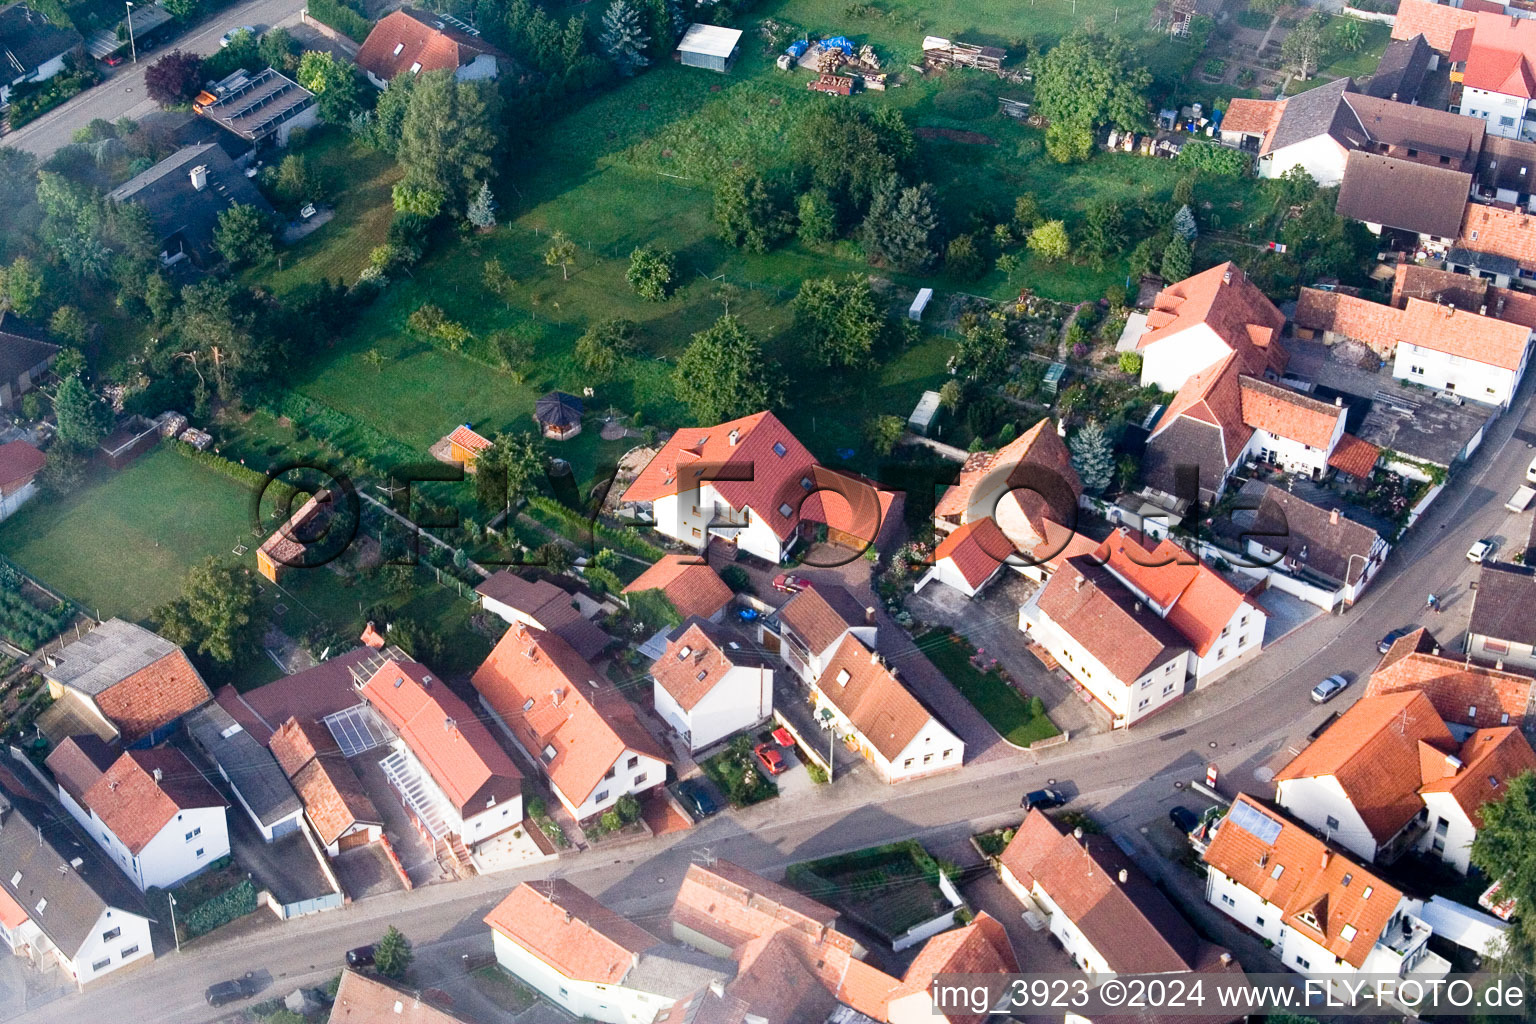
[125,1,137,64]
[168,893,179,953]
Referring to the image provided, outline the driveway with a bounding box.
[348,754,449,888]
[331,845,405,901]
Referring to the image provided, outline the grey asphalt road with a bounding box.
[1,0,308,159]
[17,380,1536,1024]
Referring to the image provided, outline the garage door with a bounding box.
[337,829,371,851]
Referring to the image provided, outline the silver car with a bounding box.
[1311,674,1349,703]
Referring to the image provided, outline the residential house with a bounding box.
[1367,33,1434,104]
[0,320,58,409]
[668,858,853,959]
[40,619,213,747]
[1454,196,1536,287]
[474,571,611,660]
[1202,795,1449,992]
[1390,263,1536,327]
[354,8,506,88]
[1466,562,1536,671]
[0,790,153,988]
[1131,264,1286,394]
[330,968,480,1024]
[182,702,304,842]
[485,879,734,1024]
[1474,135,1536,209]
[1368,627,1536,734]
[618,411,891,563]
[1233,483,1390,610]
[1390,0,1476,58]
[1334,151,1473,250]
[771,583,877,685]
[353,648,524,857]
[471,624,667,820]
[106,143,277,268]
[652,618,773,754]
[268,716,384,857]
[1435,4,1536,140]
[623,554,734,622]
[884,913,1018,1024]
[45,740,229,892]
[193,67,317,146]
[0,3,81,104]
[998,810,1226,979]
[0,439,44,522]
[931,418,1081,573]
[1275,690,1536,873]
[808,635,964,783]
[913,517,1014,598]
[1218,78,1484,185]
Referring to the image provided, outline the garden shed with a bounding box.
[676,23,743,72]
[907,391,941,435]
[535,391,584,440]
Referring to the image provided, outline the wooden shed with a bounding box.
[448,424,493,467]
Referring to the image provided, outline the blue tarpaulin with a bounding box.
[785,39,808,58]
[821,35,854,54]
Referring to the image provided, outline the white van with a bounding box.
[1509,486,1536,512]
[1527,455,1536,484]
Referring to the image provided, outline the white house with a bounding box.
[354,9,505,89]
[44,740,228,893]
[0,791,153,989]
[771,583,876,685]
[0,5,81,105]
[914,516,1014,598]
[931,418,1082,561]
[1232,482,1390,612]
[485,880,731,1024]
[1132,263,1288,395]
[472,624,668,821]
[1390,299,1533,407]
[651,618,773,753]
[1203,796,1450,997]
[0,441,44,524]
[809,635,964,783]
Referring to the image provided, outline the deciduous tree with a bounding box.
[713,170,791,253]
[1034,31,1150,162]
[144,51,204,107]
[865,414,905,456]
[673,314,783,424]
[544,230,578,280]
[625,245,675,300]
[214,203,274,266]
[0,256,43,315]
[153,559,260,664]
[793,274,883,368]
[1471,770,1536,975]
[1027,220,1070,263]
[297,50,362,123]
[574,317,637,377]
[53,375,110,449]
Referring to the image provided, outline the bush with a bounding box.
[306,0,373,43]
[720,565,752,593]
[182,879,258,938]
[1118,352,1143,374]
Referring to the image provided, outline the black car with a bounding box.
[680,781,719,818]
[1021,788,1067,811]
[1168,805,1200,835]
[346,944,375,967]
[1378,629,1410,655]
[205,974,257,1007]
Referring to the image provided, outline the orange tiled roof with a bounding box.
[484,880,659,984]
[934,418,1081,526]
[652,619,772,713]
[620,411,819,542]
[934,517,1015,589]
[1203,795,1400,968]
[1294,288,1406,355]
[1094,528,1252,657]
[447,424,492,455]
[330,969,476,1024]
[82,748,225,855]
[890,912,1018,1024]
[623,554,733,622]
[1275,691,1454,843]
[1392,0,1478,54]
[471,624,667,805]
[268,715,337,777]
[1461,15,1536,97]
[837,956,901,1020]
[1460,203,1536,272]
[92,649,212,744]
[1220,98,1281,138]
[1328,433,1382,478]
[1490,286,1536,329]
[816,635,948,761]
[1239,377,1343,449]
[1136,263,1288,381]
[1369,629,1536,729]
[1399,297,1532,371]
[798,465,897,548]
[1152,353,1252,466]
[355,8,503,83]
[669,859,844,953]
[1420,727,1536,826]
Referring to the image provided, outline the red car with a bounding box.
[771,727,794,748]
[103,53,124,66]
[753,743,786,775]
[772,573,811,594]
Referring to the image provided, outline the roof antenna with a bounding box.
[692,846,717,867]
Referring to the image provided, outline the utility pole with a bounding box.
[168,893,180,953]
[125,1,137,63]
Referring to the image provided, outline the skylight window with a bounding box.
[778,503,793,518]
[392,42,404,55]
[34,899,45,914]
[409,62,422,74]
[1271,864,1284,879]
[836,669,851,686]
[522,698,535,712]
[1362,886,1373,899]
[1342,873,1352,887]
[696,670,707,681]
[772,442,788,457]
[678,646,692,659]
[1340,924,1357,942]
[1490,775,1501,788]
[801,477,813,490]
[8,872,18,886]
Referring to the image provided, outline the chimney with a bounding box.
[1449,303,1456,315]
[865,606,877,626]
[1335,396,1343,407]
[1134,601,1143,615]
[552,688,563,707]
[1074,574,1085,592]
[152,768,162,784]
[1481,304,1489,316]
[1223,268,1233,284]
[869,648,880,666]
[1073,827,1084,840]
[709,979,727,998]
[1497,660,1505,671]
[1220,952,1233,966]
[443,716,456,732]
[1117,869,1128,883]
[1433,645,1441,657]
[1321,849,1331,868]
[564,910,572,923]
[189,165,208,190]
[728,428,740,447]
[1329,508,1340,526]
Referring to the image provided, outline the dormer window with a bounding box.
[7,872,17,886]
[541,745,557,763]
[1296,909,1318,929]
[34,899,45,914]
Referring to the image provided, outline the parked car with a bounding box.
[1468,539,1497,563]
[772,573,811,594]
[1377,628,1409,655]
[102,52,124,65]
[1310,674,1349,703]
[753,743,786,775]
[206,974,257,1007]
[219,25,255,47]
[1021,788,1067,811]
[1510,486,1536,513]
[1527,455,1536,484]
[771,726,795,748]
[346,945,375,967]
[1168,806,1200,835]
[680,781,719,818]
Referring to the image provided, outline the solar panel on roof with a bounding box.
[1228,800,1282,845]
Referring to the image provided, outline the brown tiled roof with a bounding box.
[1392,263,1489,312]
[355,8,503,83]
[1420,727,1536,826]
[474,572,612,660]
[1239,376,1342,449]
[1294,288,1405,356]
[1368,630,1536,729]
[291,753,383,846]
[933,517,1014,589]
[258,491,331,569]
[623,554,733,622]
[669,859,842,952]
[1000,810,1201,973]
[1336,152,1471,239]
[82,748,225,855]
[484,880,659,984]
[817,635,952,761]
[1137,263,1288,380]
[0,440,44,495]
[890,913,1018,1024]
[92,648,212,744]
[1459,203,1536,272]
[777,584,870,654]
[1328,433,1382,478]
[1249,483,1384,585]
[1093,528,1253,658]
[724,930,837,1024]
[1343,93,1485,170]
[213,647,374,743]
[1399,296,1532,370]
[472,624,666,805]
[1152,353,1252,466]
[43,735,114,805]
[1035,559,1190,682]
[1469,562,1536,647]
[934,418,1081,526]
[1202,795,1399,968]
[330,968,477,1024]
[1393,0,1478,54]
[267,716,337,777]
[652,619,772,713]
[1276,691,1453,843]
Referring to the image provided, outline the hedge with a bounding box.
[267,392,416,470]
[526,496,666,561]
[183,879,258,938]
[172,440,298,507]
[306,0,373,44]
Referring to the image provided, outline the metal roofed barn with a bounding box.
[675,23,743,72]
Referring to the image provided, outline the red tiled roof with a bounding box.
[484,880,659,984]
[82,748,225,855]
[777,584,870,655]
[934,517,1014,589]
[798,465,897,547]
[652,620,772,713]
[1276,691,1453,843]
[1368,630,1536,729]
[1220,97,1281,138]
[817,635,952,761]
[1420,727,1536,827]
[1137,263,1288,381]
[355,8,502,83]
[1459,13,1536,96]
[447,425,492,455]
[890,913,1018,1024]
[471,625,666,805]
[1152,353,1252,466]
[1328,433,1382,478]
[934,418,1081,528]
[1392,0,1478,54]
[1460,203,1536,272]
[1239,377,1343,449]
[668,859,843,953]
[1203,795,1399,968]
[359,657,522,814]
[724,930,837,1024]
[270,717,381,846]
[1094,529,1252,657]
[623,554,733,621]
[1035,559,1190,683]
[93,649,212,744]
[0,440,44,495]
[331,968,477,1024]
[620,411,819,541]
[1294,288,1405,356]
[1399,297,1532,370]
[1000,810,1201,973]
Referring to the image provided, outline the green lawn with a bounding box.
[917,627,1060,746]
